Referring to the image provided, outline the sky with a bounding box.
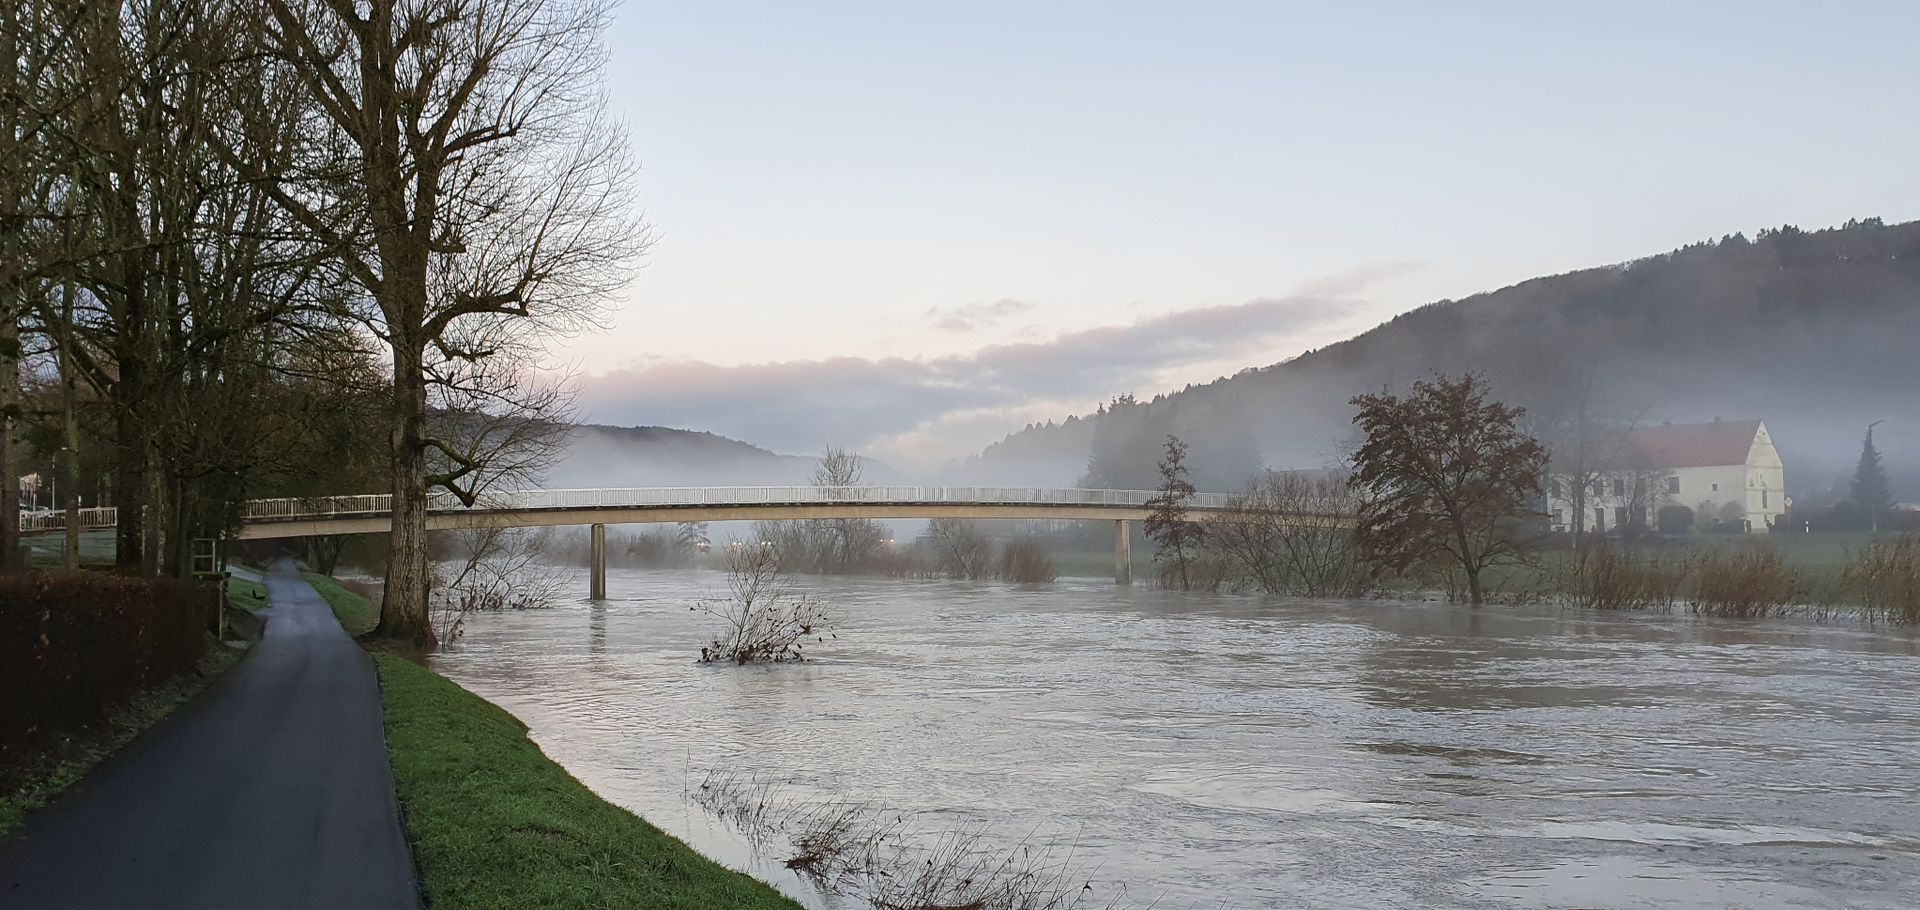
[566,0,1920,469]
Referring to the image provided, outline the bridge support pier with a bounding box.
[589,523,607,601]
[1114,519,1132,586]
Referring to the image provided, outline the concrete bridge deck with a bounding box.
[18,486,1333,590]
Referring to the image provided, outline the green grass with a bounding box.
[226,576,270,613]
[373,655,801,910]
[303,573,378,636]
[1,643,241,836]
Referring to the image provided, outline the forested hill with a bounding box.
[545,424,899,488]
[957,218,1920,498]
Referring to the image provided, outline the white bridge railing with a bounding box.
[18,507,120,533]
[21,487,1239,531]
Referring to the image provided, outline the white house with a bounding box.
[1546,419,1787,535]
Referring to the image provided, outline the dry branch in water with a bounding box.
[691,772,1126,910]
[430,526,568,645]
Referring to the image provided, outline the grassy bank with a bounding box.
[373,654,801,910]
[226,576,269,612]
[304,572,378,636]
[1,642,240,836]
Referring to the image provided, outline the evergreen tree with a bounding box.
[1145,435,1205,590]
[1851,425,1894,520]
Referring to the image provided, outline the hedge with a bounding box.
[0,574,213,779]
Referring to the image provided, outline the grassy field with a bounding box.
[373,655,801,910]
[303,573,378,636]
[1,643,240,836]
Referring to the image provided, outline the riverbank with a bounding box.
[305,571,378,635]
[372,654,801,909]
[317,576,804,908]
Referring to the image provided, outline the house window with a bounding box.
[1594,507,1606,532]
[1550,479,1563,498]
[1667,476,1680,495]
[1711,482,1719,492]
[1615,506,1629,528]
[1552,509,1564,526]
[1762,489,1769,508]
[1612,478,1625,497]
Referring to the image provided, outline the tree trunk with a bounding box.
[308,536,344,576]
[0,313,19,572]
[112,335,148,574]
[60,277,80,571]
[375,344,435,647]
[1464,566,1484,606]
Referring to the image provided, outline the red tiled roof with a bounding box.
[1621,419,1763,469]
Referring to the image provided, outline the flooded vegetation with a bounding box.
[431,568,1920,909]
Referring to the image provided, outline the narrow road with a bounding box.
[0,561,417,909]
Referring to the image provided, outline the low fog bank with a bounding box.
[541,424,914,490]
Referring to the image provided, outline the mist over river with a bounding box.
[429,568,1920,909]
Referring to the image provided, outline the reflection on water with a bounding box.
[430,569,1920,909]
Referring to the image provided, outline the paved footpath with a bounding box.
[0,561,417,909]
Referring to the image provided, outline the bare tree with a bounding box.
[996,537,1057,583]
[925,518,992,580]
[253,0,648,644]
[1214,470,1373,597]
[811,445,886,571]
[1349,373,1547,606]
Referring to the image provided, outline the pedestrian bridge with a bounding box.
[227,486,1248,539]
[20,487,1292,587]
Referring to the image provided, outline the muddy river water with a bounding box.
[430,568,1920,909]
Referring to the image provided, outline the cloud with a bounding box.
[926,298,1034,332]
[577,294,1361,468]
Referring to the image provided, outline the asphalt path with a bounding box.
[0,561,417,909]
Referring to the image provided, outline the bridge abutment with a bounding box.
[589,523,607,600]
[1114,519,1132,586]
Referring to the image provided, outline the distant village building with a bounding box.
[1546,419,1786,535]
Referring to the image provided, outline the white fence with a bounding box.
[19,487,1240,531]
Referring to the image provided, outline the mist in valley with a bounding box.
[559,220,1920,518]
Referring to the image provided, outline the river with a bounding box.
[429,568,1920,909]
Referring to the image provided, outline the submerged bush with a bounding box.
[693,771,1117,910]
[1691,544,1803,618]
[1841,534,1920,624]
[1558,541,1691,611]
[997,538,1058,583]
[696,545,830,664]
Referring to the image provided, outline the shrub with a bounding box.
[925,518,993,580]
[1557,541,1691,611]
[0,574,212,781]
[997,538,1057,583]
[1841,534,1920,624]
[696,545,830,664]
[1691,544,1802,618]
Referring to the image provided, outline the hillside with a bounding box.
[959,218,1920,499]
[545,424,896,489]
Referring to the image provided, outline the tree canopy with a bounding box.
[1347,373,1546,605]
